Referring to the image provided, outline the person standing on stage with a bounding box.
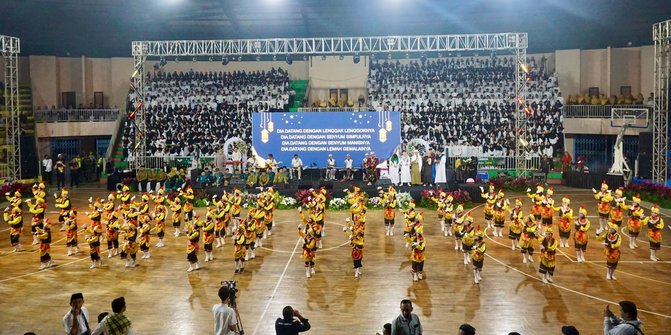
[343,154,354,181]
[389,153,400,186]
[434,149,446,186]
[366,151,380,185]
[326,154,336,180]
[400,151,411,186]
[421,149,433,187]
[361,153,369,182]
[291,154,303,180]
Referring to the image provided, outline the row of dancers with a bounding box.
[4,181,666,284]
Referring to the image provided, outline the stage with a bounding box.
[196,178,485,203]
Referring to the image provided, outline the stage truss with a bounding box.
[653,19,670,184]
[129,33,529,173]
[1,34,21,181]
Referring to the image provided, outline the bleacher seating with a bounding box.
[122,68,291,158]
[367,56,563,157]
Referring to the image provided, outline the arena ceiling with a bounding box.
[2,0,670,57]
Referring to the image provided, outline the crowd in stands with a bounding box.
[566,92,653,106]
[367,56,563,157]
[122,68,291,157]
[121,57,565,161]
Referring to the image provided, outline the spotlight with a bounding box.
[339,55,344,61]
[303,55,308,61]
[321,55,327,61]
[256,55,261,61]
[286,55,293,65]
[353,54,360,64]
[221,56,229,65]
[175,57,180,63]
[520,64,530,74]
[272,55,277,61]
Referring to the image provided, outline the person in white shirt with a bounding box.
[213,286,238,335]
[291,154,303,180]
[231,148,242,174]
[42,154,53,185]
[246,156,257,175]
[62,293,91,335]
[266,154,278,174]
[343,154,354,181]
[400,151,411,186]
[326,154,336,180]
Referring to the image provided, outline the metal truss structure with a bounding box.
[130,33,529,172]
[132,33,527,57]
[1,35,21,181]
[653,20,670,184]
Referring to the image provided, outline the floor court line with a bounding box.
[484,253,671,319]
[484,226,671,286]
[0,256,89,283]
[251,236,303,335]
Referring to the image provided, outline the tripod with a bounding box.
[229,298,245,334]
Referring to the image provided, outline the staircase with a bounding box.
[289,80,309,111]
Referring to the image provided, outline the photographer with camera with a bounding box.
[275,305,311,335]
[213,286,238,335]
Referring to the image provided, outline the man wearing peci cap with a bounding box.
[63,293,91,335]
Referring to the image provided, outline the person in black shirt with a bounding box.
[275,305,311,335]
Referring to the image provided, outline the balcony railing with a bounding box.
[562,104,651,118]
[34,109,120,122]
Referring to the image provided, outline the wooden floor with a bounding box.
[1,185,670,335]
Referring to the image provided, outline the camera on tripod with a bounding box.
[220,280,244,334]
[221,280,238,304]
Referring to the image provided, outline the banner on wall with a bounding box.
[252,111,401,168]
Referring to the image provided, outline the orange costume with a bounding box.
[596,224,622,279]
[539,228,558,284]
[574,206,590,262]
[644,204,665,261]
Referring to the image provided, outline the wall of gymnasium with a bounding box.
[555,46,654,98]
